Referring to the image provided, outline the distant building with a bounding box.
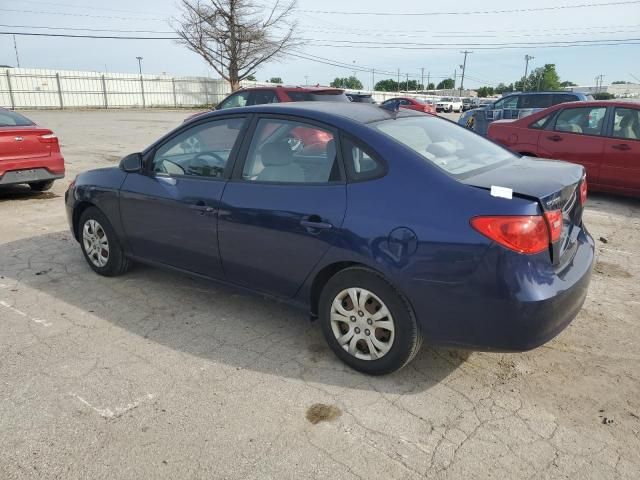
[563,83,640,98]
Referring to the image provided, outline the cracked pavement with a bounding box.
[1,110,639,479]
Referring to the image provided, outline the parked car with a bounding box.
[462,98,475,111]
[381,97,436,114]
[459,91,593,136]
[436,97,463,113]
[346,92,376,103]
[66,102,594,375]
[186,85,350,122]
[488,100,640,197]
[0,108,64,191]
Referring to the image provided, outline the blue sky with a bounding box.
[0,0,639,88]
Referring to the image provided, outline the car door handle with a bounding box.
[193,200,214,214]
[611,143,631,151]
[547,135,563,142]
[300,215,333,230]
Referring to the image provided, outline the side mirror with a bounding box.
[119,152,142,173]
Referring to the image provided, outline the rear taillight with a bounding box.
[579,178,587,205]
[544,210,563,243]
[471,213,560,254]
[38,133,58,144]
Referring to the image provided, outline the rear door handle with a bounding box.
[547,135,563,142]
[193,200,214,214]
[301,215,333,230]
[611,143,631,151]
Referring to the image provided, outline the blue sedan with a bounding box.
[65,102,594,375]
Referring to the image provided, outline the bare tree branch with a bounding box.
[173,0,298,91]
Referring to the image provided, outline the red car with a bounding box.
[216,85,348,110]
[0,108,64,191]
[488,101,640,197]
[381,97,436,114]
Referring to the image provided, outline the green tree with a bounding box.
[269,77,283,83]
[612,80,629,84]
[426,82,435,90]
[494,83,513,94]
[246,74,257,81]
[476,86,495,98]
[519,64,561,91]
[593,92,615,100]
[374,78,399,91]
[560,81,577,87]
[437,78,455,89]
[330,76,363,90]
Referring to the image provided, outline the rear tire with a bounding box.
[319,267,422,375]
[29,180,54,191]
[78,207,131,277]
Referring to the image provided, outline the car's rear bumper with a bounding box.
[0,167,64,185]
[405,226,595,351]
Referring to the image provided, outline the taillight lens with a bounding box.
[471,215,553,254]
[579,178,587,205]
[544,209,563,243]
[38,133,58,144]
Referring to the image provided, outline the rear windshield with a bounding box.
[372,116,516,178]
[287,91,349,102]
[0,109,34,127]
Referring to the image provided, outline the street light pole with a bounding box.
[136,56,143,75]
[523,54,534,91]
[13,35,20,68]
[459,50,472,97]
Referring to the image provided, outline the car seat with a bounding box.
[256,142,305,182]
[619,113,640,140]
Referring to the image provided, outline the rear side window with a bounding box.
[249,90,278,105]
[554,107,606,136]
[518,94,552,109]
[341,137,385,181]
[612,108,640,140]
[530,113,554,129]
[218,91,250,109]
[0,109,34,126]
[552,94,578,105]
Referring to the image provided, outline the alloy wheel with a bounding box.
[82,219,110,268]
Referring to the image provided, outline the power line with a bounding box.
[15,0,173,16]
[295,1,640,16]
[0,24,175,34]
[0,7,166,21]
[298,37,640,47]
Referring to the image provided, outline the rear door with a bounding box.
[538,105,607,184]
[119,116,248,277]
[218,115,346,297]
[600,106,640,193]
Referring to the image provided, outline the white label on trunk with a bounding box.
[490,185,513,199]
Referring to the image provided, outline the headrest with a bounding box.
[427,141,457,157]
[261,142,294,166]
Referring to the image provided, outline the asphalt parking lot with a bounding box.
[1,109,639,479]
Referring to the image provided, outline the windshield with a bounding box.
[441,97,453,102]
[0,109,34,127]
[372,116,516,177]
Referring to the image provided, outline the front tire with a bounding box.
[29,180,54,191]
[319,267,422,375]
[78,207,131,277]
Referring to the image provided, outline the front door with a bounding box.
[600,106,640,194]
[538,105,607,184]
[218,116,346,297]
[119,116,247,277]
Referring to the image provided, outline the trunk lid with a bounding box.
[0,127,55,161]
[463,156,586,264]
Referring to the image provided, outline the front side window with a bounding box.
[218,91,250,109]
[242,118,339,183]
[612,108,640,140]
[493,95,519,110]
[373,116,515,178]
[152,118,245,178]
[518,94,552,109]
[554,107,606,136]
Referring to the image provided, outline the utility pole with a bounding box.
[397,68,400,93]
[371,68,375,92]
[406,73,409,92]
[13,35,20,68]
[595,74,605,93]
[459,50,472,97]
[523,54,534,91]
[421,67,424,92]
[453,69,457,94]
[304,75,308,86]
[427,72,430,91]
[136,56,143,75]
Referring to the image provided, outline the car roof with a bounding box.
[199,102,422,125]
[543,100,639,109]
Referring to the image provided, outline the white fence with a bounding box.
[0,67,474,110]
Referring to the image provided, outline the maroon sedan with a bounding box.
[488,101,640,197]
[381,97,436,115]
[0,108,65,191]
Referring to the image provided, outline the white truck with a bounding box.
[436,97,464,113]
